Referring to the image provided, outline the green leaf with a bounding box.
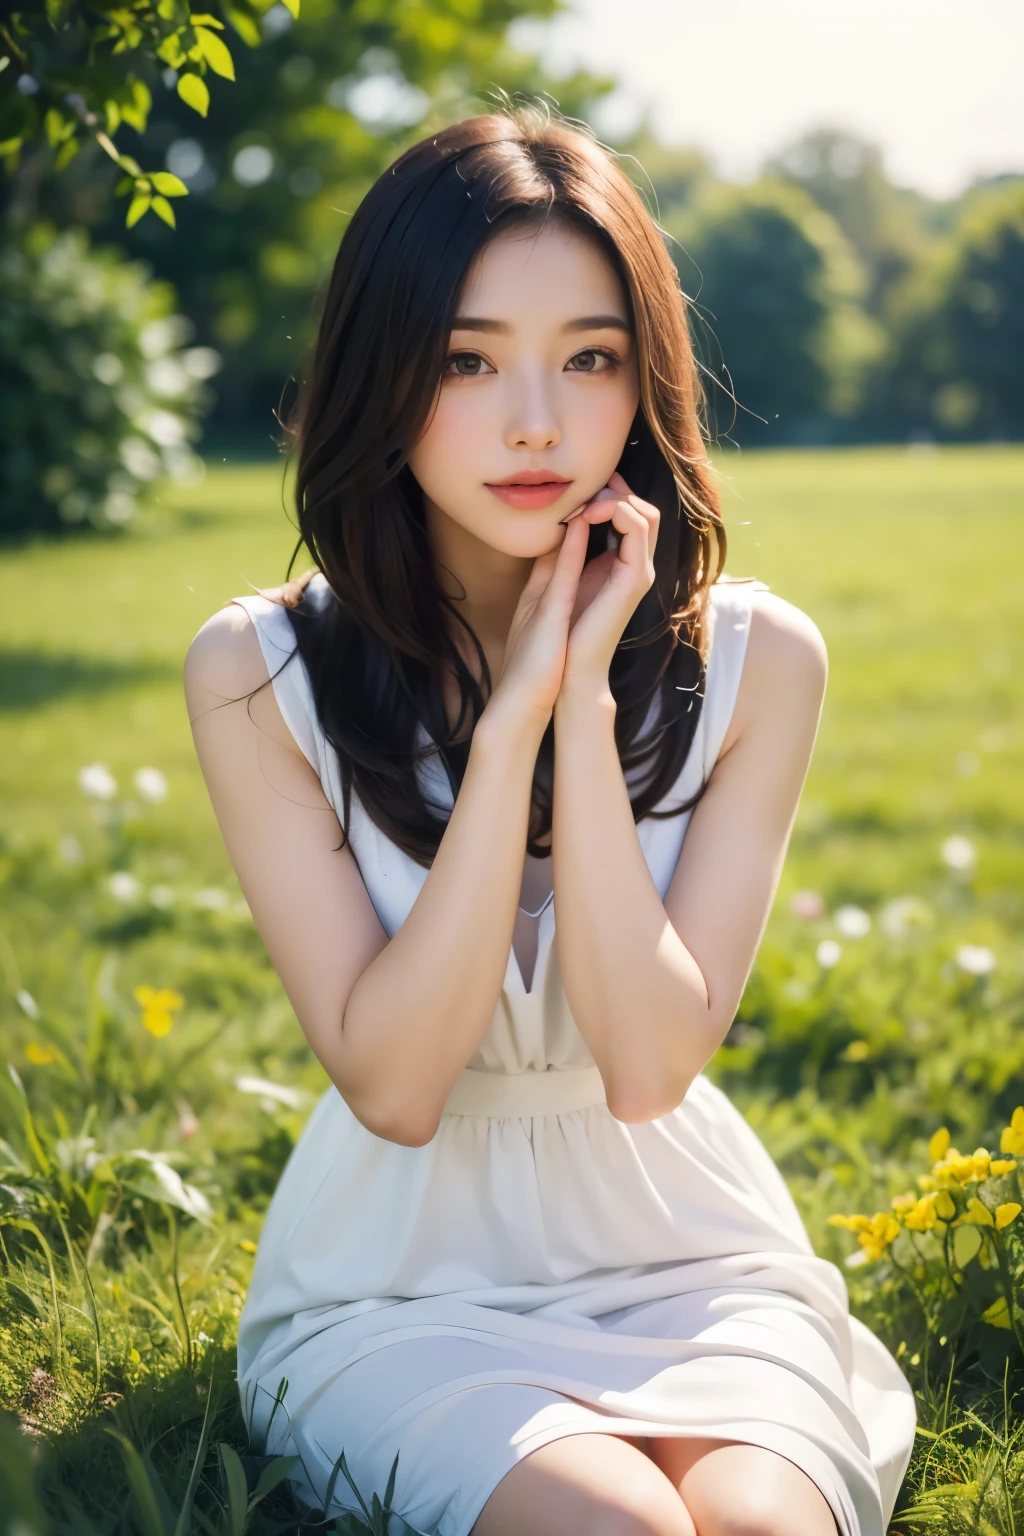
[150,171,188,196]
[177,72,210,117]
[193,26,235,80]
[222,5,261,47]
[151,195,177,228]
[952,1223,982,1268]
[218,1443,249,1536]
[126,195,152,228]
[54,137,79,171]
[249,1455,301,1505]
[189,12,225,27]
[115,174,134,195]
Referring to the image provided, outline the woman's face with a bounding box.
[407,219,641,560]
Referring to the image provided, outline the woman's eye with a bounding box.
[567,348,618,373]
[444,352,490,377]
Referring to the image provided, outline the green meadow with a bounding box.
[1,446,1022,1532]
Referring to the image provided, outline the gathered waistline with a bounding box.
[442,1065,608,1118]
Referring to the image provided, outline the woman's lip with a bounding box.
[486,481,574,509]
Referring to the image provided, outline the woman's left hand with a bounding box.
[559,470,660,692]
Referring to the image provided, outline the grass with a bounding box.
[0,445,1022,1532]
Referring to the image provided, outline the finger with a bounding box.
[607,469,633,496]
[604,498,654,586]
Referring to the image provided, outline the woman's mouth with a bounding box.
[485,479,574,510]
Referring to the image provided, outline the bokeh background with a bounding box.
[1,2,1022,1531]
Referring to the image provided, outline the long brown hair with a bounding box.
[274,102,726,866]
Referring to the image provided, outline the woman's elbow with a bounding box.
[342,1084,442,1147]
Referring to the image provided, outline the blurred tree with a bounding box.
[764,128,941,322]
[664,179,886,446]
[883,180,1024,441]
[7,0,612,446]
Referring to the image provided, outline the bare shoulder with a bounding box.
[183,593,301,761]
[722,587,826,755]
[746,587,827,694]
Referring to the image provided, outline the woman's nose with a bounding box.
[504,370,561,451]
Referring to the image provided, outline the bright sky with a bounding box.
[509,0,1024,199]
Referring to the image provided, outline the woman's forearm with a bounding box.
[552,681,717,1121]
[335,704,546,1145]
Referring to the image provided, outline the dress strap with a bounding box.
[229,592,323,776]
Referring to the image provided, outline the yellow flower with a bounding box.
[857,1213,901,1260]
[1000,1107,1024,1157]
[932,1149,981,1187]
[981,1297,1012,1330]
[827,1214,871,1232]
[902,1194,940,1232]
[891,1192,918,1214]
[133,984,184,1038]
[995,1203,1022,1230]
[25,1040,60,1065]
[990,1159,1017,1176]
[928,1127,951,1163]
[842,1040,871,1062]
[934,1190,956,1220]
[955,1197,994,1227]
[238,1239,258,1254]
[970,1149,992,1182]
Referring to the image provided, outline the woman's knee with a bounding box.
[650,1438,838,1536]
[470,1432,695,1536]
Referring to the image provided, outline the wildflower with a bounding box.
[790,890,825,920]
[133,985,184,1037]
[989,1159,1017,1176]
[955,1197,994,1227]
[15,989,39,1020]
[858,1213,901,1260]
[955,944,996,976]
[134,767,168,803]
[78,762,118,800]
[934,1190,956,1220]
[940,835,976,872]
[25,1041,59,1065]
[57,834,84,865]
[981,1297,1012,1330]
[880,896,933,939]
[834,905,871,938]
[891,1192,918,1214]
[109,871,142,903]
[816,939,842,969]
[842,1040,871,1062]
[827,1213,871,1233]
[239,1239,258,1254]
[901,1194,941,1232]
[995,1203,1021,1229]
[999,1108,1024,1157]
[928,1127,951,1163]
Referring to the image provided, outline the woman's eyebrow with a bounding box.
[451,314,631,334]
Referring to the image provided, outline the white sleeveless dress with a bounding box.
[232,573,916,1536]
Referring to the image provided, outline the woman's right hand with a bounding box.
[484,509,592,734]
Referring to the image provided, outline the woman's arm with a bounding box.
[185,600,547,1148]
[552,587,827,1122]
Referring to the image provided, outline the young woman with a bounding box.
[185,106,916,1536]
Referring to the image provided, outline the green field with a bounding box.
[1,447,1022,1531]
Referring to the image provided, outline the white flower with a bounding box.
[816,939,842,969]
[941,835,976,872]
[790,890,825,921]
[880,896,933,939]
[955,944,997,976]
[149,884,175,909]
[195,887,229,910]
[834,905,871,939]
[78,762,118,800]
[57,834,84,866]
[108,871,142,903]
[134,766,168,803]
[234,1075,306,1110]
[15,989,39,1020]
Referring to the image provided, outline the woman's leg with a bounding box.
[648,1436,840,1536]
[471,1433,697,1536]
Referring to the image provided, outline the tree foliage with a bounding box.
[0,0,294,227]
